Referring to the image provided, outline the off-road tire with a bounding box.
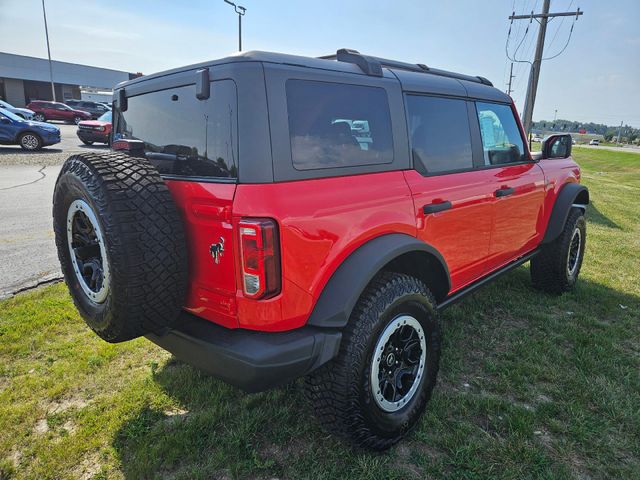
[531,208,586,294]
[305,272,441,450]
[53,152,188,343]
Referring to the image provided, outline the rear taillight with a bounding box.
[238,218,281,299]
[112,138,144,153]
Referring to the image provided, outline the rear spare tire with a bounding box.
[53,152,188,343]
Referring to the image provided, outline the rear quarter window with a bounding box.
[285,79,394,170]
[114,79,238,179]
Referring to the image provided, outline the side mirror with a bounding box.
[542,134,572,159]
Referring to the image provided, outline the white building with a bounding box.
[0,52,134,107]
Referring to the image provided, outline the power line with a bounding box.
[508,0,583,133]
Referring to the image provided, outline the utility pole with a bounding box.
[506,62,515,96]
[41,0,56,101]
[510,2,583,133]
[553,109,557,121]
[617,121,623,145]
[223,0,246,51]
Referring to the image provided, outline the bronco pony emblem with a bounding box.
[209,237,225,264]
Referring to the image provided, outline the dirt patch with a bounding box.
[47,397,90,414]
[72,452,102,480]
[33,419,49,435]
[259,438,311,467]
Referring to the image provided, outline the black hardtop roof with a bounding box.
[116,49,510,102]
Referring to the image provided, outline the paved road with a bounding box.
[0,164,62,299]
[0,122,109,298]
[576,144,640,154]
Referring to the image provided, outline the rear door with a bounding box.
[474,101,545,270]
[403,94,495,291]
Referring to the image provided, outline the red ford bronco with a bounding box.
[53,49,588,450]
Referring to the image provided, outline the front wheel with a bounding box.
[81,140,94,145]
[34,113,46,122]
[305,272,441,450]
[73,116,83,125]
[531,208,586,293]
[19,132,42,151]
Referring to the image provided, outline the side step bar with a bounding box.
[437,249,539,311]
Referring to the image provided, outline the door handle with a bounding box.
[495,187,515,197]
[423,201,452,214]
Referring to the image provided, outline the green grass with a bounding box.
[1,147,639,479]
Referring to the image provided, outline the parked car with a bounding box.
[26,101,91,124]
[532,134,543,142]
[66,99,111,119]
[52,49,588,450]
[0,107,60,150]
[76,110,112,145]
[0,99,35,120]
[589,139,600,146]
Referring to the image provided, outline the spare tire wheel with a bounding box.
[53,152,188,343]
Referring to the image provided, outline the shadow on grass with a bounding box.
[113,269,639,479]
[587,201,621,230]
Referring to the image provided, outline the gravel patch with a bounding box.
[0,150,73,166]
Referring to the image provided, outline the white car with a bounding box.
[0,99,34,120]
[589,139,600,146]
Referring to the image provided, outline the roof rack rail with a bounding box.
[319,48,493,87]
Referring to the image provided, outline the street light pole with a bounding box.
[223,0,246,51]
[41,0,56,101]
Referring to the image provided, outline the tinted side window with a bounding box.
[115,80,237,179]
[286,79,393,170]
[476,102,526,165]
[406,95,473,174]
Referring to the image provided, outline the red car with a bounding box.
[26,100,91,124]
[52,50,588,450]
[76,110,112,145]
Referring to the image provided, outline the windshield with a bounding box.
[98,111,112,122]
[0,107,23,122]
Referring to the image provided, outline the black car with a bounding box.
[65,100,111,119]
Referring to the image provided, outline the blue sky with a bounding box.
[1,0,638,126]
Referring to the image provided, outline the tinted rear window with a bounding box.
[406,95,473,174]
[115,79,237,179]
[285,79,393,170]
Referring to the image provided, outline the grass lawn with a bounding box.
[1,147,638,479]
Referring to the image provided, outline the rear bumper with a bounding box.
[146,312,342,393]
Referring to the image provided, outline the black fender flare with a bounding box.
[542,183,589,244]
[306,233,450,329]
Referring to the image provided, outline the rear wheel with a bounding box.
[53,152,188,342]
[19,132,42,151]
[305,272,441,450]
[531,208,586,293]
[73,116,83,125]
